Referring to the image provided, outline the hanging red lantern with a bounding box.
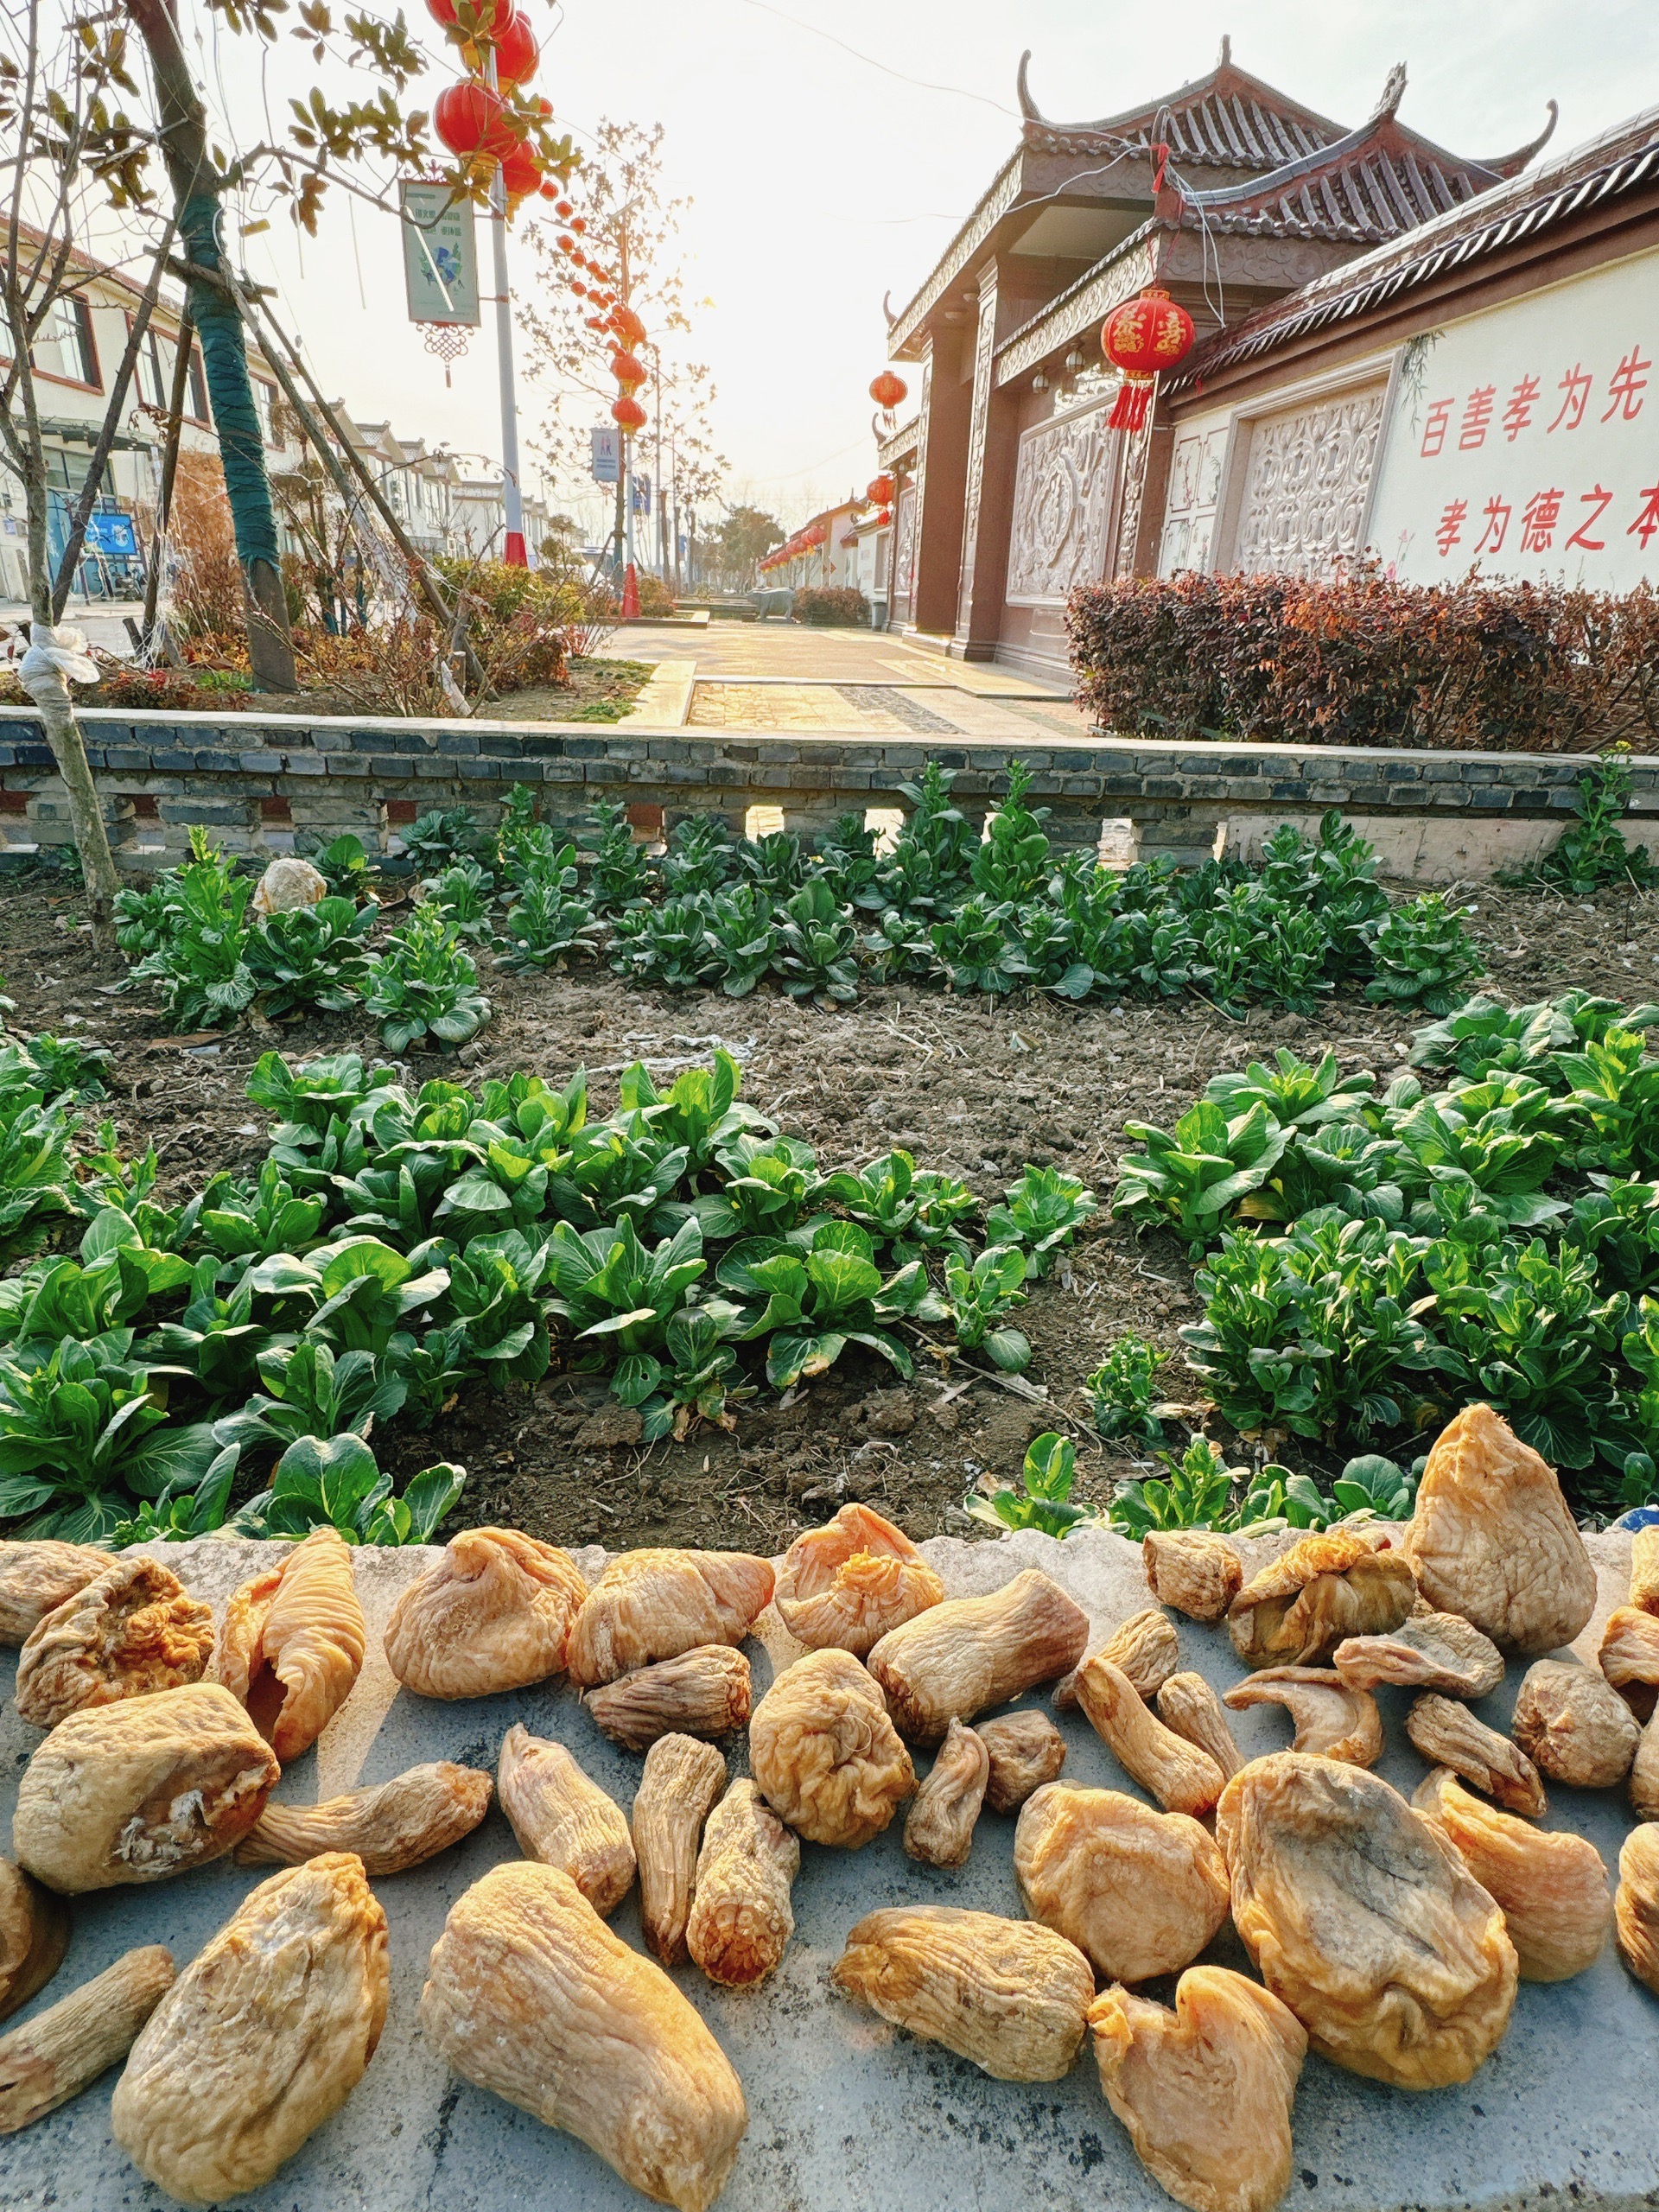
[612,394,646,435]
[499,143,541,200]
[556,199,573,218]
[869,370,907,410]
[610,303,647,349]
[569,215,587,234]
[491,10,537,86]
[433,79,513,160]
[610,348,646,395]
[1099,286,1195,433]
[866,474,894,507]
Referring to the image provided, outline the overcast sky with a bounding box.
[181,0,1659,540]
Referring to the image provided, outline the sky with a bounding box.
[164,0,1659,541]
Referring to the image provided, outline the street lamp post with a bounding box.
[484,48,526,567]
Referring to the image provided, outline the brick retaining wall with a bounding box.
[0,707,1640,877]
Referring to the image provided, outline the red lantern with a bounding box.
[612,393,646,435]
[611,348,646,395]
[500,144,541,200]
[1100,286,1195,433]
[569,215,587,233]
[556,199,573,218]
[867,474,894,506]
[610,303,647,349]
[869,370,907,410]
[874,506,893,529]
[433,79,513,160]
[492,10,537,85]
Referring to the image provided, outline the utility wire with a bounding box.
[727,0,1019,118]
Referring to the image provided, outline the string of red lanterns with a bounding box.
[428,0,556,209]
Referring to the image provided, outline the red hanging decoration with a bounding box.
[621,563,641,618]
[433,79,513,160]
[1100,286,1195,433]
[873,506,893,529]
[612,393,646,435]
[610,348,646,395]
[869,370,907,410]
[499,144,541,200]
[866,473,894,506]
[610,302,647,349]
[491,10,538,86]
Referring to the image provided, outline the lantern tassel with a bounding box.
[1108,377,1154,434]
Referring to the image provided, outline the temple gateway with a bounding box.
[875,41,1659,679]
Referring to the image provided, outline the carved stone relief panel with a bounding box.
[956,284,1000,631]
[1159,423,1230,576]
[1231,383,1387,578]
[1006,396,1120,607]
[891,485,918,619]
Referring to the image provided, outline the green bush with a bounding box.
[793,586,869,626]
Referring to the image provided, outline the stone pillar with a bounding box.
[953,267,1027,661]
[906,331,973,638]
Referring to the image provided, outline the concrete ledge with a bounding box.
[0,1522,1645,2212]
[619,658,696,728]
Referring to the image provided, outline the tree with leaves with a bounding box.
[712,505,784,593]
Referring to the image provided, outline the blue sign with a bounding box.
[84,512,138,557]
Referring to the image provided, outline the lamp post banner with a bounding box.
[401,184,481,327]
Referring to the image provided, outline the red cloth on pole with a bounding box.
[621,562,640,617]
[504,530,528,569]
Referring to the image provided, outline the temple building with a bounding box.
[876,40,1562,677]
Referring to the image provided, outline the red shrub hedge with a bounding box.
[1065,569,1659,753]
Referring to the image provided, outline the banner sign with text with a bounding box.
[400,184,480,327]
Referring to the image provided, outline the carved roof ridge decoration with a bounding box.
[1015,45,1350,168]
[1474,100,1560,180]
[1166,99,1659,393]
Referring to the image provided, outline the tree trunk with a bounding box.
[124,0,297,693]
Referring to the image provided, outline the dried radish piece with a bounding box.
[384,1526,587,1700]
[1512,1659,1639,1789]
[1332,1611,1504,1700]
[1599,1605,1659,1722]
[978,1710,1066,1814]
[686,1779,799,1988]
[0,1944,175,2134]
[1631,1527,1659,1617]
[1228,1530,1414,1669]
[1156,1673,1243,1780]
[1217,1752,1516,2090]
[832,1906,1093,2082]
[235,1761,493,1875]
[111,1853,387,2204]
[565,1548,774,1689]
[1634,1715,1659,1821]
[904,1719,988,1869]
[0,1541,117,1645]
[1090,1967,1307,2212]
[1075,1656,1225,1817]
[1616,1821,1659,1995]
[213,1528,364,1762]
[750,1647,914,1848]
[1014,1783,1230,1984]
[586,1645,752,1751]
[1414,1766,1611,1982]
[1404,1402,1595,1654]
[632,1734,727,1967]
[498,1725,635,1916]
[772,1503,944,1656]
[0,1861,68,2023]
[1142,1532,1243,1624]
[1406,1693,1548,1818]
[16,1557,214,1731]
[1224,1668,1382,1768]
[13,1682,278,1894]
[421,1859,747,2212]
[869,1569,1089,1745]
[1054,1606,1179,1712]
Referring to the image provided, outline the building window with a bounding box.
[31,296,99,388]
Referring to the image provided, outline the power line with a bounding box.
[726,0,1019,119]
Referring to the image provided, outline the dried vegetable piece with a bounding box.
[566,1548,774,1689]
[16,1557,214,1731]
[1014,1783,1230,1985]
[213,1528,365,1762]
[13,1682,278,1893]
[421,1860,747,2212]
[632,1734,727,1967]
[749,1648,914,1847]
[1406,1693,1548,1817]
[586,1646,752,1751]
[978,1711,1067,1815]
[0,1861,68,2023]
[1615,1822,1659,1995]
[1404,1403,1596,1654]
[235,1761,493,1875]
[1090,1967,1307,2212]
[1054,1606,1180,1712]
[1228,1531,1414,1669]
[498,1725,635,1916]
[832,1906,1094,2082]
[904,1719,989,1868]
[0,1542,117,1644]
[0,1944,175,2134]
[685,1779,800,1988]
[1074,1656,1225,1817]
[1142,1532,1243,1624]
[1599,1606,1659,1721]
[1630,1526,1659,1617]
[1512,1660,1640,1789]
[384,1526,587,1700]
[1332,1611,1505,1700]
[1156,1674,1243,1781]
[111,1853,387,2204]
[868,1569,1089,1745]
[1633,1715,1659,1821]
[772,1503,944,1656]
[1217,1752,1517,2090]
[1413,1766,1611,1982]
[1224,1669,1383,1768]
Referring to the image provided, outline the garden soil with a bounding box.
[4,875,1656,1552]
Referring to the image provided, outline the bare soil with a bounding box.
[4,875,1654,1553]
